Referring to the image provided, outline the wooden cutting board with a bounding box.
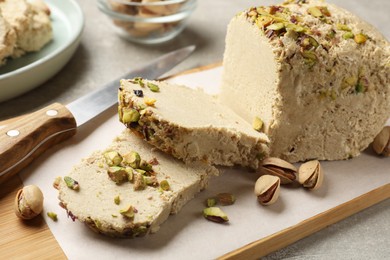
[0,64,389,259]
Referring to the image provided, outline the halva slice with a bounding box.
[118,78,270,169]
[220,0,390,162]
[0,11,16,64]
[0,0,52,57]
[56,130,218,238]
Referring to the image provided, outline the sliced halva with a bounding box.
[220,0,390,162]
[0,0,52,57]
[118,78,270,169]
[57,130,218,238]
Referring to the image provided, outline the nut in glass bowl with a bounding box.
[97,0,197,44]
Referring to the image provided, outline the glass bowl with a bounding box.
[97,0,196,44]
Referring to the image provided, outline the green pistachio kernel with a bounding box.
[206,198,217,207]
[342,32,354,39]
[123,151,141,168]
[203,207,229,223]
[301,50,318,67]
[47,212,58,221]
[107,166,128,184]
[125,167,134,181]
[131,77,145,87]
[286,23,305,33]
[64,176,79,190]
[355,82,365,93]
[307,7,323,17]
[267,22,285,31]
[317,6,331,17]
[114,195,121,205]
[252,117,263,132]
[160,180,170,191]
[337,23,351,31]
[139,160,153,171]
[354,33,367,44]
[120,205,135,219]
[144,176,158,186]
[121,108,140,124]
[147,82,160,92]
[103,151,123,166]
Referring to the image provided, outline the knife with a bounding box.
[0,45,196,185]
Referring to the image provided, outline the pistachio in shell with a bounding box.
[298,160,323,190]
[372,126,390,156]
[254,175,280,206]
[14,185,44,220]
[260,157,297,184]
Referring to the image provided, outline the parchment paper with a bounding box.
[21,67,390,259]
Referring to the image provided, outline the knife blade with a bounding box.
[0,45,195,185]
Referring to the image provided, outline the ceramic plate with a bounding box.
[0,0,84,102]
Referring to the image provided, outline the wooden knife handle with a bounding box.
[0,103,77,185]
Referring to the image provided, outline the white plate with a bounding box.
[0,0,84,102]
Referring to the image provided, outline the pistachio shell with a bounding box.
[262,157,297,172]
[372,126,390,156]
[260,157,297,184]
[298,160,323,190]
[14,185,44,220]
[254,175,280,205]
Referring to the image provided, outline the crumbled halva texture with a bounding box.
[118,78,270,169]
[57,130,218,238]
[0,11,16,64]
[220,0,390,162]
[0,0,52,61]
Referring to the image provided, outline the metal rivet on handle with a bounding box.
[7,129,20,137]
[46,109,58,116]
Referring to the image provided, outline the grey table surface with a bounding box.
[1,0,389,259]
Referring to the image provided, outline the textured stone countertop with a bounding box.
[1,0,389,259]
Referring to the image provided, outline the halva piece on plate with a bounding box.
[118,78,270,169]
[220,0,390,162]
[56,130,218,238]
[0,0,52,59]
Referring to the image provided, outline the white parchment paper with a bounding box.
[21,67,390,259]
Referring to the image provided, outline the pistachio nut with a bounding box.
[159,180,170,191]
[147,82,160,92]
[298,160,323,190]
[252,117,263,132]
[260,157,297,184]
[144,176,158,186]
[206,198,217,207]
[307,6,323,17]
[203,207,229,223]
[216,193,236,206]
[123,151,141,168]
[121,108,140,124]
[64,176,80,190]
[254,175,280,206]
[354,33,367,44]
[14,185,44,220]
[104,151,123,166]
[139,160,153,171]
[120,205,136,219]
[372,126,390,156]
[114,195,121,205]
[47,212,58,221]
[107,166,128,184]
[133,173,146,191]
